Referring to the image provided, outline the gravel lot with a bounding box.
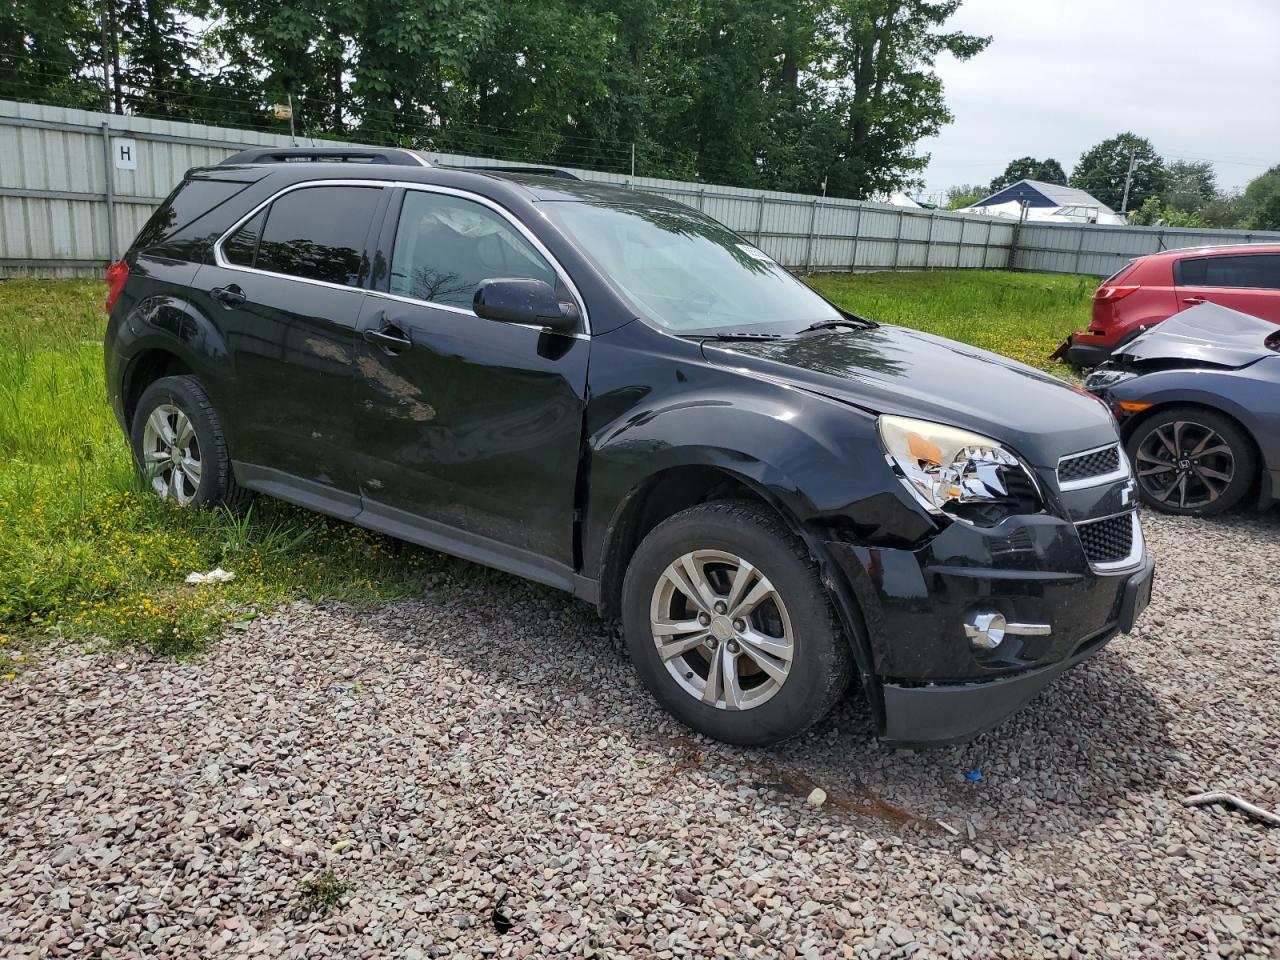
[2,510,1278,959]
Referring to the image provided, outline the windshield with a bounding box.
[542,201,844,335]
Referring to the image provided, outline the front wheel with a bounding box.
[1125,406,1256,516]
[621,501,852,746]
[130,375,249,509]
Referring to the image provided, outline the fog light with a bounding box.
[964,609,1052,652]
[964,610,1007,651]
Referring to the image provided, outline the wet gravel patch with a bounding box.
[2,510,1278,959]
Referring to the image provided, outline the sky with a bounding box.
[915,0,1280,204]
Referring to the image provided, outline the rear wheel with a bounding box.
[621,501,851,746]
[1125,406,1255,516]
[130,375,249,509]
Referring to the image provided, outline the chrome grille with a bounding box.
[1058,444,1122,487]
[1077,513,1135,566]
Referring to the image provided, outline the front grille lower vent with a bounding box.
[1058,444,1122,486]
[1077,512,1135,566]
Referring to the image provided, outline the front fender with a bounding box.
[1112,363,1280,475]
[584,383,932,574]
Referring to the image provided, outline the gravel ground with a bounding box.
[2,509,1279,959]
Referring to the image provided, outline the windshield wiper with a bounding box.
[801,315,878,333]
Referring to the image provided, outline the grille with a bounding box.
[1059,445,1121,485]
[1077,513,1134,565]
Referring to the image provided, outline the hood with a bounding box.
[702,324,1116,468]
[1115,302,1279,368]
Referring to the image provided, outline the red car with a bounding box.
[1059,244,1280,367]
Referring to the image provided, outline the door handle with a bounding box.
[211,284,246,307]
[363,325,413,353]
[1182,296,1207,305]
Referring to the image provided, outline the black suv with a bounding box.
[104,148,1155,747]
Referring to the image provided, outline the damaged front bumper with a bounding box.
[878,552,1153,745]
[823,511,1155,747]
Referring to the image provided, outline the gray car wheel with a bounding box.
[622,500,852,746]
[130,375,249,510]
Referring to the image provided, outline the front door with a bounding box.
[353,187,589,567]
[195,183,387,510]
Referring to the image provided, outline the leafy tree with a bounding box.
[944,184,985,209]
[1163,160,1216,214]
[1254,194,1280,232]
[1240,165,1280,231]
[818,0,990,199]
[1195,192,1245,229]
[1069,132,1165,212]
[988,156,1066,192]
[1127,196,1204,228]
[0,0,102,109]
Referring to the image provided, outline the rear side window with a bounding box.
[222,209,265,267]
[389,190,556,309]
[1175,254,1280,289]
[232,185,381,287]
[132,177,249,259]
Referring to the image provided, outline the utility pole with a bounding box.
[1119,148,1137,214]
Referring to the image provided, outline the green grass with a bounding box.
[0,277,455,665]
[0,269,1090,667]
[805,269,1095,372]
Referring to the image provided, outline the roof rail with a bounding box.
[440,164,581,181]
[218,147,429,167]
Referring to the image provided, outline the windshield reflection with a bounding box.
[543,201,844,335]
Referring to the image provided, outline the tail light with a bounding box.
[1094,284,1139,303]
[105,259,129,314]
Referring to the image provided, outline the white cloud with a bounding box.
[916,0,1280,200]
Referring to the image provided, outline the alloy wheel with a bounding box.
[1134,419,1234,510]
[649,549,794,711]
[141,402,202,505]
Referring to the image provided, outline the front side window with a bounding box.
[389,191,556,310]
[226,185,381,287]
[542,201,843,335]
[1176,254,1280,290]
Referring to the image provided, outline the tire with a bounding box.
[1125,405,1256,517]
[130,375,249,509]
[621,500,852,746]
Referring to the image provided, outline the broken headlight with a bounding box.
[877,415,1043,523]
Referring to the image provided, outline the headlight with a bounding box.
[877,415,1042,523]
[1083,368,1137,391]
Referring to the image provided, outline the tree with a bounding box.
[1127,195,1204,228]
[1163,160,1216,214]
[817,0,990,199]
[1240,165,1280,231]
[4,0,990,196]
[0,0,102,109]
[1195,192,1245,229]
[988,156,1066,193]
[1069,132,1165,212]
[944,183,985,209]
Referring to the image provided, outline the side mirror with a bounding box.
[473,278,580,333]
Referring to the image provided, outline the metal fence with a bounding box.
[3,98,1278,279]
[1014,220,1280,278]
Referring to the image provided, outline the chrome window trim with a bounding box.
[1057,442,1131,491]
[211,178,590,337]
[1076,510,1145,574]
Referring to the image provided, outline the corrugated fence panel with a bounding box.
[5,99,1280,279]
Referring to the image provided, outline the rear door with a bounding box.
[195,182,389,512]
[352,185,589,568]
[1174,253,1280,325]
